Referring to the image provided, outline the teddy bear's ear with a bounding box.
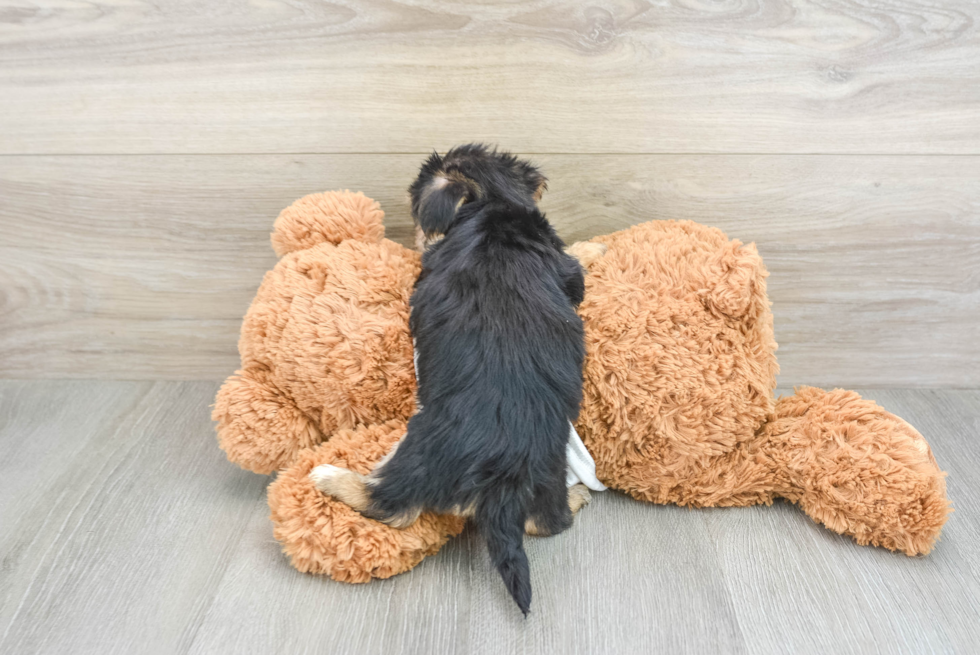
[271,191,386,257]
[704,240,767,318]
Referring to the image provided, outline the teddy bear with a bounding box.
[213,190,950,584]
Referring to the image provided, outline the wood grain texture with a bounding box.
[0,380,267,655]
[190,490,749,655]
[187,499,475,655]
[0,382,977,654]
[1,154,977,386]
[1,0,979,154]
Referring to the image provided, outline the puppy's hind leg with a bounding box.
[525,483,592,537]
[310,462,422,529]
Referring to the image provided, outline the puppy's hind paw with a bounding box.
[309,464,373,512]
[568,483,592,515]
[310,464,350,495]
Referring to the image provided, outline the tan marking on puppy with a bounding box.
[447,171,481,202]
[414,223,446,253]
[449,500,477,519]
[533,179,548,202]
[384,507,423,529]
[311,461,423,529]
[414,224,428,253]
[524,517,544,536]
[568,483,592,515]
[310,464,372,512]
[525,484,592,536]
[565,241,608,268]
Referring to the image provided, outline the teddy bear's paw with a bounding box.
[213,370,324,474]
[565,241,608,268]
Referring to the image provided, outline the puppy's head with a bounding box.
[409,144,547,249]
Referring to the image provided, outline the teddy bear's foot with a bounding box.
[767,387,951,556]
[269,420,465,582]
[213,368,323,474]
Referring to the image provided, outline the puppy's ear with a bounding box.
[415,174,471,237]
[533,178,548,202]
[528,171,548,202]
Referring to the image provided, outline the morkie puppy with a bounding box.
[311,144,590,615]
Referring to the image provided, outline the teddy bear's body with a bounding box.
[214,191,949,582]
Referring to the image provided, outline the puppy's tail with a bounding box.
[477,485,532,616]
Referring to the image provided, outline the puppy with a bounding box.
[312,144,589,616]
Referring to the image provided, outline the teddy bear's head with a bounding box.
[215,192,422,473]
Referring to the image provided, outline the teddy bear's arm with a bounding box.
[213,368,324,474]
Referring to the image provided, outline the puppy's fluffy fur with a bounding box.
[312,144,587,615]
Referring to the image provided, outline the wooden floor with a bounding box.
[0,381,976,655]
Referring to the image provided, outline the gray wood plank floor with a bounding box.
[0,381,977,655]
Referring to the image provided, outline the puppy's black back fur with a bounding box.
[370,146,584,615]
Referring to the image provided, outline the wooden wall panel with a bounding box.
[1,154,976,386]
[1,0,979,154]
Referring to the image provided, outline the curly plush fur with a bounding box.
[213,192,419,475]
[268,420,465,581]
[214,190,950,582]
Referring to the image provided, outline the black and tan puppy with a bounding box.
[311,144,590,615]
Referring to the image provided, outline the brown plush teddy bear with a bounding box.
[213,190,950,583]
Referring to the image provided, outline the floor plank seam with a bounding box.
[178,478,269,655]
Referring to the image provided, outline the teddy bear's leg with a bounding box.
[268,420,465,582]
[764,387,951,556]
[213,368,323,474]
